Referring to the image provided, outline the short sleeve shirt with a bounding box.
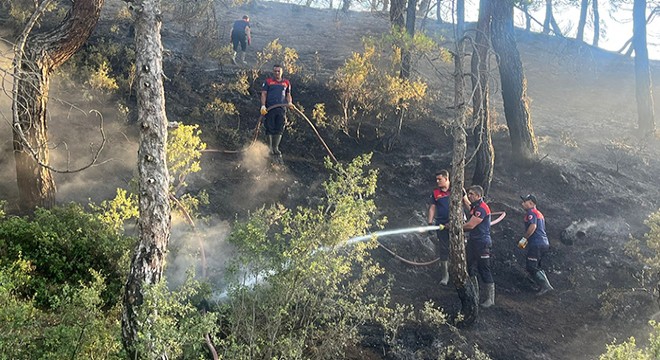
[232,20,250,35]
[468,199,491,243]
[525,208,549,246]
[262,78,291,107]
[428,188,451,224]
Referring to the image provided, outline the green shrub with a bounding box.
[0,204,134,307]
[0,259,123,360]
[218,154,392,359]
[599,321,660,359]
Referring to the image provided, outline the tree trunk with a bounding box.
[419,0,431,18]
[592,0,600,47]
[456,0,465,38]
[471,0,494,194]
[576,0,588,42]
[436,0,443,23]
[390,0,406,28]
[450,38,478,326]
[121,0,172,357]
[522,3,531,32]
[632,0,656,134]
[491,0,538,163]
[400,0,416,78]
[11,0,104,213]
[542,0,552,34]
[341,0,351,12]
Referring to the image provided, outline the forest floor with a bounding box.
[2,1,660,359]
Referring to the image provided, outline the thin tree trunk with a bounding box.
[592,0,600,47]
[456,0,465,38]
[471,0,494,194]
[390,0,406,28]
[121,0,172,357]
[543,0,552,34]
[522,3,531,32]
[632,0,656,134]
[436,0,443,23]
[401,0,416,78]
[341,0,351,12]
[576,0,588,42]
[450,37,478,326]
[491,0,538,163]
[12,0,104,213]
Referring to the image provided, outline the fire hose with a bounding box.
[202,103,337,163]
[352,211,507,266]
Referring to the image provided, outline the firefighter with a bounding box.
[518,194,554,296]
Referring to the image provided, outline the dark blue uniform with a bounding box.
[467,199,493,284]
[524,208,549,275]
[428,188,451,260]
[231,19,250,52]
[262,77,291,135]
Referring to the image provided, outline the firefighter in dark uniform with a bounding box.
[518,194,554,295]
[260,64,292,157]
[230,15,251,64]
[427,170,470,285]
[463,185,495,308]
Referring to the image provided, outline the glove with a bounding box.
[260,105,267,116]
[518,237,528,249]
[247,36,252,46]
[437,224,445,231]
[287,102,294,109]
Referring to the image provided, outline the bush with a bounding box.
[0,204,134,307]
[218,153,392,359]
[0,259,123,360]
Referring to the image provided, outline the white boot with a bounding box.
[481,283,495,308]
[231,51,237,65]
[240,51,247,64]
[439,261,449,285]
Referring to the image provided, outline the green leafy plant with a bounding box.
[0,204,134,307]
[219,153,392,359]
[599,321,660,359]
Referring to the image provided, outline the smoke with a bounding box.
[0,34,139,206]
[165,215,236,290]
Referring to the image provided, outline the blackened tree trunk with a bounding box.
[450,39,478,326]
[576,0,589,42]
[471,0,494,194]
[341,0,351,12]
[521,3,531,32]
[390,0,406,28]
[436,0,443,23]
[491,0,539,163]
[401,0,417,78]
[542,0,562,36]
[592,0,600,47]
[12,0,104,213]
[632,0,656,134]
[121,0,172,357]
[457,0,465,38]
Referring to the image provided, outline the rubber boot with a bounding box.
[231,51,237,65]
[534,270,554,296]
[272,134,282,156]
[481,283,495,308]
[267,135,274,155]
[240,51,247,64]
[439,261,449,285]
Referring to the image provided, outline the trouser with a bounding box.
[232,34,247,52]
[466,239,493,284]
[526,243,549,275]
[264,107,286,135]
[433,222,449,261]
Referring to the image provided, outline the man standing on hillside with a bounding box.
[463,185,495,308]
[427,170,470,285]
[230,15,251,64]
[261,64,293,157]
[518,194,554,296]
